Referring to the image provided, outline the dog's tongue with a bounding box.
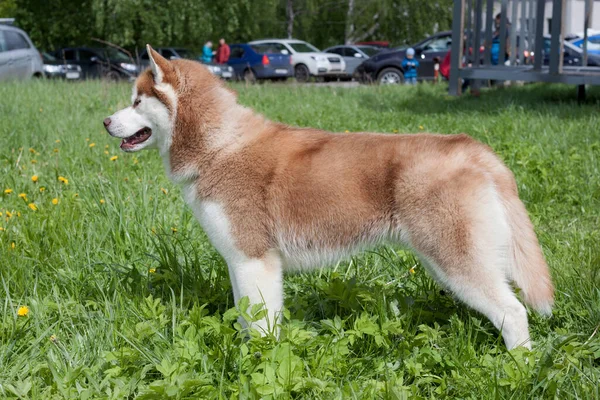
[121,128,151,149]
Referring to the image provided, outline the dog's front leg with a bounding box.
[229,251,283,337]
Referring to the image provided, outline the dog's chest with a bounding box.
[181,183,247,264]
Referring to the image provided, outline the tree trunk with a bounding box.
[345,0,355,45]
[286,0,294,39]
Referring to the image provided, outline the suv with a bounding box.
[53,47,139,80]
[356,31,453,84]
[248,39,345,82]
[0,21,44,81]
[138,47,234,80]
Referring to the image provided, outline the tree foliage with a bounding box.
[1,0,452,52]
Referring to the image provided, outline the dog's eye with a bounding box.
[133,99,141,107]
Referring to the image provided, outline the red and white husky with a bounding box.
[103,45,554,349]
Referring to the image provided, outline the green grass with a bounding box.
[0,80,599,399]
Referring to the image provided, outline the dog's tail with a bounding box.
[502,194,554,316]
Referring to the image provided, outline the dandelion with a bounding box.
[39,187,46,192]
[171,227,178,233]
[151,227,157,234]
[105,144,109,149]
[89,143,96,148]
[31,159,37,164]
[100,199,105,205]
[73,193,79,198]
[52,198,59,205]
[53,148,59,153]
[344,130,350,133]
[86,138,90,142]
[55,139,60,143]
[110,155,118,161]
[104,151,109,155]
[31,175,38,183]
[17,305,29,317]
[419,125,424,130]
[4,188,13,194]
[409,266,416,275]
[29,148,35,154]
[11,242,15,249]
[16,212,21,217]
[58,176,69,185]
[6,211,12,218]
[393,129,398,133]
[0,227,4,231]
[28,203,37,211]
[161,188,168,195]
[18,193,27,200]
[149,268,156,274]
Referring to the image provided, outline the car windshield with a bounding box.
[289,42,320,53]
[251,43,289,54]
[358,46,380,57]
[104,47,131,62]
[43,52,57,61]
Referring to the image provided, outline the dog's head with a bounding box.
[103,44,227,156]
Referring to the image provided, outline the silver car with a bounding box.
[0,21,44,81]
[323,45,381,76]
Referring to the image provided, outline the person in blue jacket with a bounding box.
[402,48,419,85]
[201,41,214,63]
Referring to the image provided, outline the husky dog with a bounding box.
[103,45,553,349]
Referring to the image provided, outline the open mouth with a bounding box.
[120,127,152,150]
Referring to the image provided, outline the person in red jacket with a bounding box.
[215,38,230,64]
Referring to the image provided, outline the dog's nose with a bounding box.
[103,117,112,128]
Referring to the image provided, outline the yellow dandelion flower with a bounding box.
[58,176,69,185]
[17,305,29,316]
[4,188,13,194]
[6,211,12,218]
[104,151,109,155]
[16,212,21,217]
[53,148,59,153]
[50,334,58,343]
[393,129,398,133]
[89,143,96,148]
[171,227,178,233]
[110,156,118,161]
[39,187,46,192]
[0,227,4,231]
[344,130,350,133]
[28,203,37,211]
[18,193,27,200]
[29,148,35,153]
[31,159,37,164]
[55,139,60,143]
[149,268,156,274]
[10,242,15,249]
[86,138,90,142]
[419,125,424,130]
[100,199,105,204]
[52,198,59,205]
[105,144,109,149]
[73,193,79,198]
[161,188,168,195]
[409,267,416,275]
[31,175,38,183]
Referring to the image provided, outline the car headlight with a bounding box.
[206,65,222,73]
[119,63,138,72]
[227,66,233,72]
[310,55,327,62]
[44,64,63,73]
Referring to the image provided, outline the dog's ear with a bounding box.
[146,44,175,84]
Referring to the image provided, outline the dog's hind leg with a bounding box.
[229,250,284,337]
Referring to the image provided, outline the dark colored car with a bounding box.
[227,43,293,82]
[137,47,234,79]
[42,52,82,80]
[53,47,139,80]
[355,31,453,84]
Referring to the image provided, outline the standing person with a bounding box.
[201,41,214,63]
[402,48,419,85]
[215,38,230,64]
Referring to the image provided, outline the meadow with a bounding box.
[0,80,599,399]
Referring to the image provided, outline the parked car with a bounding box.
[540,36,600,66]
[53,47,138,80]
[137,47,234,79]
[323,44,380,76]
[355,41,390,49]
[355,31,453,84]
[569,34,600,56]
[248,39,345,82]
[0,22,44,81]
[227,43,292,82]
[42,52,82,80]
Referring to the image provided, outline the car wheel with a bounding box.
[377,68,404,85]
[294,64,310,83]
[244,68,256,84]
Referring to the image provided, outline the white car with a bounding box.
[249,39,345,82]
[0,20,44,81]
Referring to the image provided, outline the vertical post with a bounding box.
[483,0,494,65]
[549,0,565,75]
[449,0,466,95]
[528,0,536,62]
[466,0,473,55]
[583,0,593,67]
[474,0,483,64]
[510,0,519,65]
[499,0,508,65]
[519,0,527,65]
[533,0,545,70]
